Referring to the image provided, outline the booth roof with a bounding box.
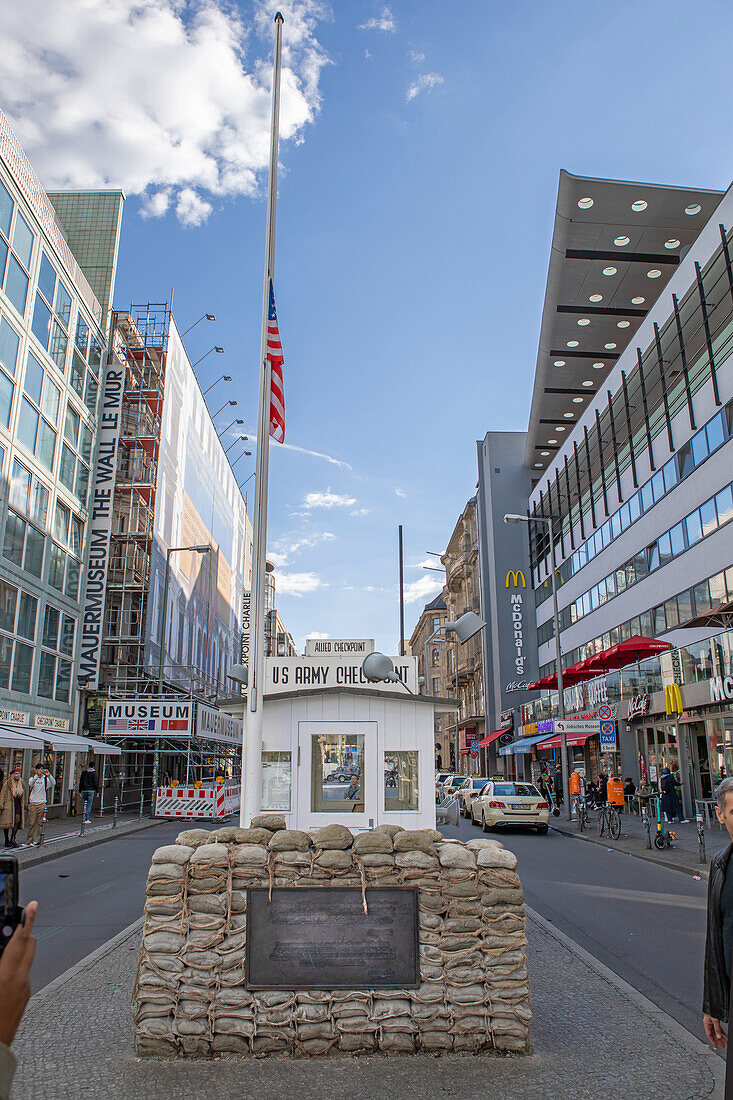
[260,687,458,709]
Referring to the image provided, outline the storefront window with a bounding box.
[261,751,291,811]
[384,751,419,811]
[311,733,364,813]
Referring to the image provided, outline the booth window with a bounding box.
[261,751,292,811]
[311,733,364,813]
[384,751,419,811]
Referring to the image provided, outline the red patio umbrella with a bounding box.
[598,635,671,670]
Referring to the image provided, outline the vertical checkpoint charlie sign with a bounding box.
[77,357,125,689]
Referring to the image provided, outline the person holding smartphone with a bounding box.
[26,766,55,847]
[0,859,38,1099]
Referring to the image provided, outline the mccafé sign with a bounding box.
[506,569,526,678]
[710,676,733,703]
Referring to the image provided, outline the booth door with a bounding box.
[299,721,377,829]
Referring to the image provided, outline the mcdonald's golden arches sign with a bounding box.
[505,570,526,588]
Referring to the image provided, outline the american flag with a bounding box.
[267,279,285,443]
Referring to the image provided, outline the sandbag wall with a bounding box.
[134,818,531,1057]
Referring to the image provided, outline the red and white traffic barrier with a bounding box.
[154,785,241,819]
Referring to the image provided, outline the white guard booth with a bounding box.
[226,652,455,832]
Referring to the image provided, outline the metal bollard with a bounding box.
[79,814,86,837]
[642,805,652,849]
[113,796,118,829]
[139,790,144,820]
[696,812,706,864]
[39,805,47,848]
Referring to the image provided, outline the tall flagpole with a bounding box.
[241,11,284,826]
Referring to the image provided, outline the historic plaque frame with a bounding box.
[245,886,420,990]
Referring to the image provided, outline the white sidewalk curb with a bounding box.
[526,905,725,1098]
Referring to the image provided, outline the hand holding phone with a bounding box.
[0,899,37,1047]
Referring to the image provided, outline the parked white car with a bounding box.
[455,777,490,817]
[470,780,550,834]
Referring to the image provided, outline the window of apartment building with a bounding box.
[432,616,441,632]
[71,315,101,415]
[31,251,72,373]
[17,351,60,473]
[0,313,20,428]
[3,459,48,579]
[0,578,37,694]
[59,401,92,504]
[37,603,75,703]
[0,180,34,319]
[48,500,83,601]
[432,677,440,695]
[432,646,440,666]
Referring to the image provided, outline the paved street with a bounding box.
[441,815,711,1043]
[21,818,220,991]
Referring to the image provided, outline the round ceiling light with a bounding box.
[631,296,645,305]
[534,463,542,468]
[685,203,701,215]
[617,320,630,328]
[555,426,566,432]
[540,450,550,456]
[572,397,584,404]
[548,439,557,444]
[593,362,605,369]
[664,238,680,249]
[577,318,591,326]
[567,340,579,347]
[563,412,575,418]
[553,359,566,366]
[589,294,603,303]
[631,199,648,212]
[578,197,594,209]
[602,266,618,276]
[647,269,662,279]
[614,235,630,246]
[582,380,594,387]
[605,342,617,349]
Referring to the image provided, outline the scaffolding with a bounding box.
[100,304,170,698]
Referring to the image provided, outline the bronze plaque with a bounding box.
[246,887,419,989]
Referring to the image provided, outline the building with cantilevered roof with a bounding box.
[477,170,733,799]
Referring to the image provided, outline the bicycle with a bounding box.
[575,796,588,832]
[598,801,621,840]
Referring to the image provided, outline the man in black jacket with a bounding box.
[703,776,733,1049]
[78,762,99,823]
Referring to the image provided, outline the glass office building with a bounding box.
[0,109,123,811]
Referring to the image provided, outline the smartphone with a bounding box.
[0,857,22,955]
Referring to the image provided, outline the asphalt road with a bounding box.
[20,819,220,992]
[442,812,710,1042]
[21,811,711,1047]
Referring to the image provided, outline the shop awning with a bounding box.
[683,600,733,630]
[478,729,508,748]
[41,731,122,756]
[499,734,548,756]
[537,730,597,750]
[0,727,44,750]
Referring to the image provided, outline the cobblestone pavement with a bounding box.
[12,911,722,1099]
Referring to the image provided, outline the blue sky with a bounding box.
[6,0,733,652]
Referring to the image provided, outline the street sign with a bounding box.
[470,750,478,759]
[554,719,600,735]
[470,739,479,751]
[598,704,612,721]
[600,719,616,752]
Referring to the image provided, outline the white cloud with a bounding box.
[409,49,425,62]
[307,631,330,639]
[350,507,370,517]
[359,6,396,32]
[406,72,444,102]
[248,433,352,469]
[364,48,372,60]
[270,530,335,566]
[303,489,357,509]
[0,0,330,226]
[411,558,442,570]
[274,571,325,597]
[395,488,407,499]
[403,576,444,604]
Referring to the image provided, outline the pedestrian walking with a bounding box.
[26,765,55,845]
[703,776,733,1049]
[0,769,27,848]
[78,761,98,823]
[553,763,563,806]
[660,766,689,823]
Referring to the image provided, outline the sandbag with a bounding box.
[268,829,311,852]
[152,845,195,865]
[215,826,273,845]
[437,844,477,869]
[313,824,354,850]
[251,814,286,831]
[476,848,518,870]
[175,829,211,847]
[393,830,437,854]
[352,831,393,854]
[373,824,404,838]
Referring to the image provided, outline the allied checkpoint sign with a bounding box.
[265,655,418,695]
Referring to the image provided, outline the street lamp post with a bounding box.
[203,374,232,396]
[225,435,249,455]
[181,313,215,338]
[212,399,237,419]
[155,545,210,809]
[220,417,244,436]
[193,346,224,368]
[504,513,570,820]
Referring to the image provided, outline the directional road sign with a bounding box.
[599,719,617,752]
